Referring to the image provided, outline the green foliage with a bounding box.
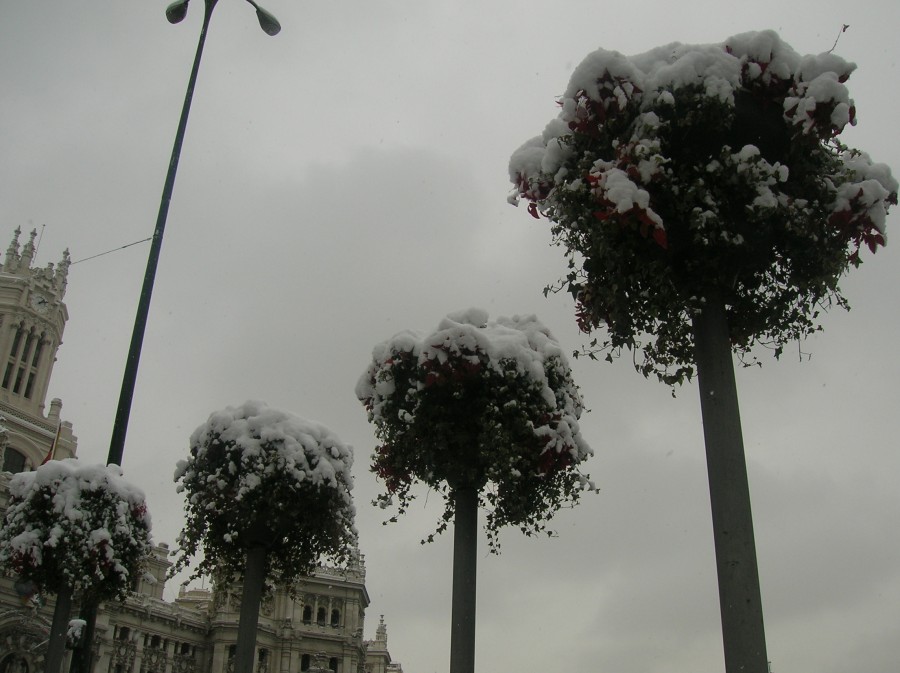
[172,401,357,589]
[511,34,896,384]
[0,460,151,603]
[357,314,594,550]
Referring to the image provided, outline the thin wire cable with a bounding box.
[71,238,152,265]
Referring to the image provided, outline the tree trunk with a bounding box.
[449,485,478,673]
[692,293,768,673]
[234,545,267,673]
[43,584,73,673]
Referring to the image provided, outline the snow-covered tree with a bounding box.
[509,30,895,673]
[173,400,357,581]
[510,30,896,385]
[357,308,592,673]
[0,459,151,673]
[173,401,356,673]
[357,308,593,545]
[0,459,151,601]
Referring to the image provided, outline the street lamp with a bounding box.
[106,0,279,468]
[71,5,279,673]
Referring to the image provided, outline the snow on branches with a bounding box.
[172,401,357,586]
[509,30,897,384]
[0,459,152,602]
[356,308,594,549]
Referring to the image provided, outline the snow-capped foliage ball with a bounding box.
[357,309,594,549]
[509,30,897,385]
[172,400,357,585]
[0,459,152,602]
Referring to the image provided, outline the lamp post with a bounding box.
[106,0,279,469]
[67,4,279,673]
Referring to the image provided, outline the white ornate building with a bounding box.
[0,229,404,673]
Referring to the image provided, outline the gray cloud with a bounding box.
[2,2,899,673]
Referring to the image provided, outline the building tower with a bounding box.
[0,227,77,474]
[0,227,79,673]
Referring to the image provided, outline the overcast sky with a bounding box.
[2,2,898,672]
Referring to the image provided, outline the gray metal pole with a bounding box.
[449,485,478,673]
[106,0,218,468]
[43,584,72,673]
[69,8,219,673]
[692,293,768,673]
[234,545,267,673]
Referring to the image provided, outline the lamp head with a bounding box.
[255,7,281,35]
[165,0,190,24]
[245,0,281,35]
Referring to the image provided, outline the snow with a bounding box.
[590,165,661,224]
[357,309,590,459]
[172,401,357,583]
[510,29,896,259]
[178,400,354,504]
[833,151,899,237]
[565,48,643,103]
[6,459,150,528]
[784,71,855,134]
[507,28,895,387]
[67,619,86,642]
[510,29,860,197]
[725,30,804,81]
[358,310,565,405]
[0,459,152,597]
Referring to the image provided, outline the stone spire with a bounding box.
[375,615,387,645]
[55,249,71,298]
[4,226,21,272]
[18,229,37,272]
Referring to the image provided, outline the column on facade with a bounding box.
[32,332,56,412]
[162,638,173,673]
[0,319,24,391]
[278,645,293,673]
[344,598,359,636]
[340,650,355,673]
[133,630,146,673]
[93,616,112,673]
[17,326,38,394]
[278,593,298,673]
[209,641,229,673]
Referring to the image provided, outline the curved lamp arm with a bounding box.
[107,0,280,467]
[166,0,280,35]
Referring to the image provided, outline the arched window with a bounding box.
[116,626,130,641]
[302,605,312,623]
[300,655,310,672]
[1,655,29,673]
[2,447,27,474]
[316,607,326,626]
[330,609,340,627]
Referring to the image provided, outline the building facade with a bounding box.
[0,229,403,673]
[0,227,76,474]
